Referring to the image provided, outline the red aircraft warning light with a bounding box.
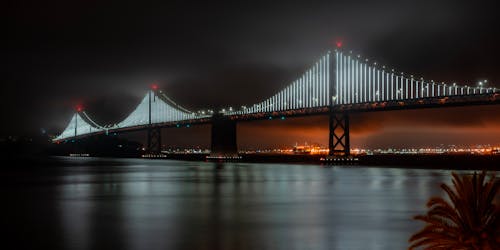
[151,83,158,90]
[75,104,83,112]
[336,40,343,48]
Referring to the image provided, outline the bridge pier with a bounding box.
[210,115,238,158]
[328,112,350,156]
[147,126,162,154]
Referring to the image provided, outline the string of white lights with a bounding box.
[53,113,103,141]
[55,51,498,140]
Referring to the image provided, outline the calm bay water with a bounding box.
[1,157,467,250]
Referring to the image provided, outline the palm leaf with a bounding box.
[408,171,499,250]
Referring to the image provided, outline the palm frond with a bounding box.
[408,171,499,250]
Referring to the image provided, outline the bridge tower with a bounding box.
[210,114,238,157]
[328,112,350,156]
[147,85,162,154]
[329,51,350,156]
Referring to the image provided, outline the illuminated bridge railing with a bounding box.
[225,51,497,115]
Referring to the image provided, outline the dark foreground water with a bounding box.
[1,157,471,250]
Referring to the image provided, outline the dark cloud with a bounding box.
[3,0,499,147]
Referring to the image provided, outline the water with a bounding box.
[1,157,466,250]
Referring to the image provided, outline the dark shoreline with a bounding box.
[152,154,500,170]
[3,154,499,170]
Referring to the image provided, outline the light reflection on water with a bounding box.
[2,157,468,250]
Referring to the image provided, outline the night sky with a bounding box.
[4,0,500,148]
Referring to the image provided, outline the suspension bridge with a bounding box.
[53,50,500,158]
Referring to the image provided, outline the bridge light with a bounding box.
[268,116,273,120]
[281,116,285,120]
